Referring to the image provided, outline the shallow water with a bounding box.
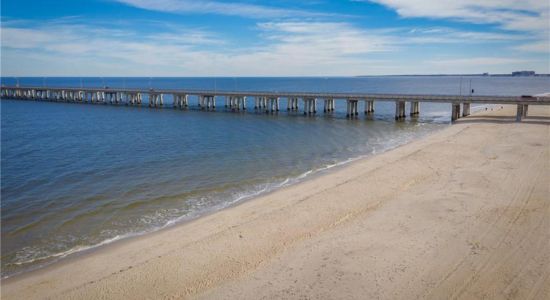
[1,76,548,277]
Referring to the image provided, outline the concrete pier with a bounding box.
[462,103,471,117]
[395,101,406,120]
[265,97,279,113]
[346,99,359,117]
[149,93,163,108]
[451,103,461,122]
[255,96,268,111]
[173,94,188,109]
[287,97,299,111]
[409,101,419,116]
[516,104,529,121]
[303,97,317,115]
[324,98,335,113]
[365,100,374,114]
[2,85,549,123]
[200,95,215,110]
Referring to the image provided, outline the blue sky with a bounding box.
[1,0,548,76]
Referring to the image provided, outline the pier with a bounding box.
[1,86,549,122]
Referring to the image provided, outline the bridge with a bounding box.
[2,86,550,122]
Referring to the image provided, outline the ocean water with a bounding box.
[1,76,549,277]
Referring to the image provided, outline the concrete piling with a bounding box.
[395,101,406,120]
[410,101,419,116]
[451,103,461,122]
[462,103,470,117]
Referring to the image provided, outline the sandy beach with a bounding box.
[2,104,549,299]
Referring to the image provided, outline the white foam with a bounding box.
[4,123,446,279]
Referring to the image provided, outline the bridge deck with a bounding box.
[2,85,550,105]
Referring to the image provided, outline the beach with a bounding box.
[2,104,549,299]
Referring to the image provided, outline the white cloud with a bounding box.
[361,0,549,32]
[114,0,327,18]
[358,0,549,56]
[514,41,549,53]
[1,18,547,76]
[0,20,398,76]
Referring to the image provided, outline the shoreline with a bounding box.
[1,110,448,280]
[2,104,549,299]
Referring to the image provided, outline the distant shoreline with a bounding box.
[356,74,550,77]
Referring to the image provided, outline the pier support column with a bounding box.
[451,103,461,122]
[516,104,524,122]
[395,101,400,120]
[149,94,156,107]
[523,104,528,117]
[312,98,317,114]
[206,95,215,110]
[173,94,179,108]
[410,101,419,116]
[462,103,470,117]
[395,101,406,120]
[346,100,351,117]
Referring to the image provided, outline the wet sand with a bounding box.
[2,104,549,299]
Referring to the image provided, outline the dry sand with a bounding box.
[2,105,549,300]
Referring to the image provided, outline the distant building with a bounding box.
[512,71,535,76]
[482,72,489,76]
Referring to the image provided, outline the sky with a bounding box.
[1,0,548,76]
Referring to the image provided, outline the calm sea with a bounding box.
[1,76,549,277]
